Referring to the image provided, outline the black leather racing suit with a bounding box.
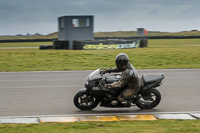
[108,63,143,102]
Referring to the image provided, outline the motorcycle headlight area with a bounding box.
[85,81,89,85]
[84,80,95,90]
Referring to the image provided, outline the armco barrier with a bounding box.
[95,36,200,40]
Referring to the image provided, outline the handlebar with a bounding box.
[100,70,106,75]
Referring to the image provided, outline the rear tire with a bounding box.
[136,89,161,109]
[73,91,99,110]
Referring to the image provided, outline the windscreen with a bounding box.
[88,69,102,80]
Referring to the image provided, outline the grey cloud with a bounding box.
[0,0,200,35]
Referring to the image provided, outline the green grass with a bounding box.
[0,39,200,72]
[0,120,200,133]
[0,42,52,47]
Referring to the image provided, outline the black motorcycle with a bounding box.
[74,68,165,110]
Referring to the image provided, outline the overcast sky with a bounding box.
[0,0,200,35]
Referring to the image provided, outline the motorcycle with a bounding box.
[73,68,165,110]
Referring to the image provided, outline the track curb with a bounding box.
[0,112,200,124]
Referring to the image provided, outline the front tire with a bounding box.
[136,89,161,109]
[73,91,99,110]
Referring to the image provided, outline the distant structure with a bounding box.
[40,15,148,50]
[54,15,94,49]
[137,28,148,35]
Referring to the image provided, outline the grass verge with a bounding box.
[0,120,200,133]
[0,39,200,72]
[0,42,52,47]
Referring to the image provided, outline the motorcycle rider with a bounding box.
[104,53,143,103]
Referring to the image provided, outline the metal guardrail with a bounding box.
[95,36,200,40]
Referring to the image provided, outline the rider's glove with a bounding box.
[102,68,111,74]
[104,84,112,89]
[101,69,107,74]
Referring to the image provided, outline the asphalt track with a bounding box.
[0,69,200,117]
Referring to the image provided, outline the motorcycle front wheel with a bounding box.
[73,91,99,110]
[136,89,161,109]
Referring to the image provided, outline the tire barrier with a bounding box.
[140,38,148,48]
[39,45,53,50]
[73,41,85,50]
[53,40,69,49]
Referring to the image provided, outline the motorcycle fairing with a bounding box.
[141,74,165,91]
[142,73,165,84]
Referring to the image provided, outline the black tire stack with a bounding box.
[39,45,53,50]
[140,38,148,48]
[53,40,69,49]
[73,40,85,50]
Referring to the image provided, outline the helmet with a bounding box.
[115,53,129,70]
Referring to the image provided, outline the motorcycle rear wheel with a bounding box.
[136,89,161,109]
[73,91,99,110]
